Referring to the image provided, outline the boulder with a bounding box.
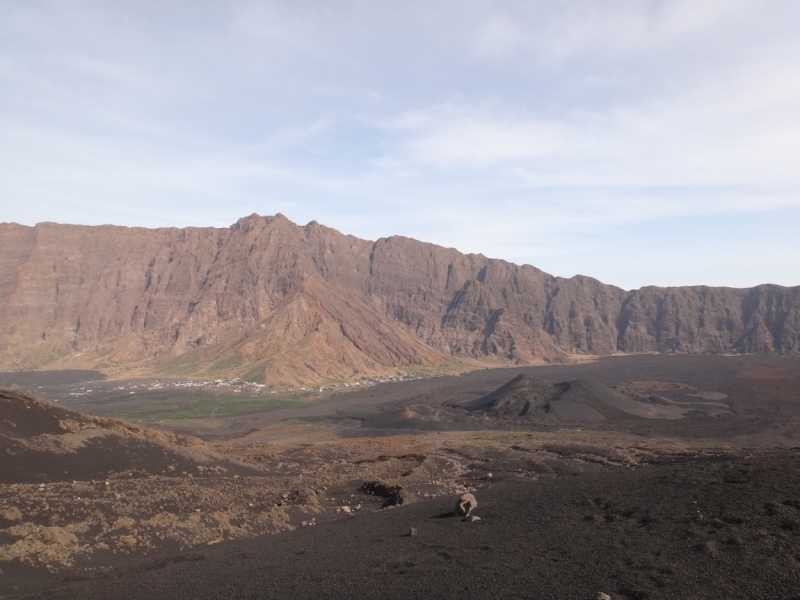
[455,493,477,517]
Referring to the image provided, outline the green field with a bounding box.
[110,395,310,423]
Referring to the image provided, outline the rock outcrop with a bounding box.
[0,214,797,384]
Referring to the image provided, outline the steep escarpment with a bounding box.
[617,284,800,354]
[0,215,797,385]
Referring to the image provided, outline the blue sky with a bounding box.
[1,1,799,290]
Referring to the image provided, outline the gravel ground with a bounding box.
[18,450,800,600]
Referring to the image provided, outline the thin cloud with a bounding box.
[0,1,798,288]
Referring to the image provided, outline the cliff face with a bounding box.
[1,214,797,385]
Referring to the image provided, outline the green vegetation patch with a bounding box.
[278,419,326,428]
[111,395,309,423]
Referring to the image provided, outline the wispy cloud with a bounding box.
[0,1,798,288]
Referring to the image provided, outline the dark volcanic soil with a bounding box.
[19,450,800,600]
[3,355,800,446]
[3,355,800,599]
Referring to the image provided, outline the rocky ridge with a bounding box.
[0,214,798,385]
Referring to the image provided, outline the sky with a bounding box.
[1,1,799,290]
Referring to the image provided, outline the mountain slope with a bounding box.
[153,277,451,386]
[0,214,797,384]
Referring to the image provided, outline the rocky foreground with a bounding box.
[3,355,800,598]
[9,448,800,600]
[1,385,730,598]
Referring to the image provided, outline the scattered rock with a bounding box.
[409,527,418,536]
[116,536,137,550]
[58,419,81,434]
[455,493,478,517]
[468,515,481,523]
[597,593,612,600]
[341,506,351,514]
[41,527,79,546]
[0,507,22,521]
[295,488,321,511]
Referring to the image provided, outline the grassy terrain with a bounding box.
[110,395,310,423]
[277,419,326,428]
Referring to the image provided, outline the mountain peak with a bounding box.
[0,216,797,384]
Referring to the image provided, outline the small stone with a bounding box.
[195,508,201,512]
[104,481,110,486]
[468,515,481,523]
[597,593,612,600]
[281,493,289,499]
[341,506,351,514]
[486,473,493,478]
[355,504,361,510]
[301,521,308,527]
[409,527,418,537]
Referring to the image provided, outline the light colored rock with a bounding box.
[455,493,478,517]
[117,535,137,550]
[597,593,612,600]
[0,507,22,521]
[41,527,79,545]
[341,506,351,514]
